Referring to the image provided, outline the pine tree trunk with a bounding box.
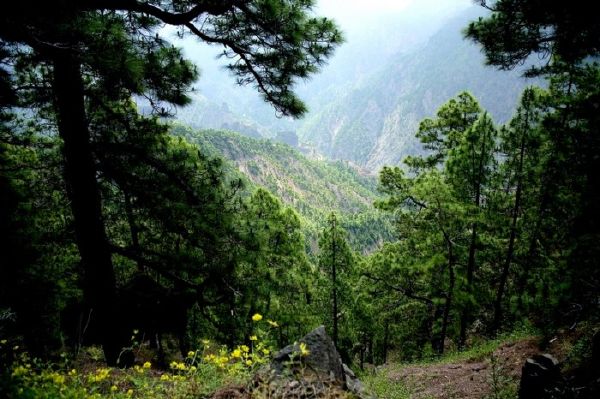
[123,191,143,272]
[493,136,526,332]
[332,216,338,348]
[460,133,486,348]
[460,223,477,348]
[439,245,455,355]
[382,320,389,364]
[53,53,121,365]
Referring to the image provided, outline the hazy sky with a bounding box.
[166,0,478,118]
[316,0,473,21]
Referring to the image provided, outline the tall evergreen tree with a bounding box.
[491,86,546,332]
[318,213,353,349]
[376,168,467,354]
[0,1,341,363]
[446,113,497,346]
[405,92,482,172]
[468,0,600,325]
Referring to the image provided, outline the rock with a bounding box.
[271,325,345,382]
[518,354,571,399]
[261,326,375,398]
[343,363,374,399]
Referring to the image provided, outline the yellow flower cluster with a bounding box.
[299,342,310,357]
[50,372,66,385]
[169,361,187,371]
[204,353,230,367]
[88,368,111,383]
[11,365,30,378]
[252,313,263,321]
[5,314,281,397]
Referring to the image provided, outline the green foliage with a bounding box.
[0,0,343,363]
[317,213,355,351]
[171,125,395,254]
[370,55,600,361]
[465,1,600,74]
[466,0,600,328]
[0,314,278,398]
[486,353,518,399]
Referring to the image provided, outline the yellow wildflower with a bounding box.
[299,342,310,357]
[176,362,186,371]
[0,339,7,345]
[160,374,170,381]
[52,373,66,385]
[204,354,216,362]
[245,359,253,366]
[241,345,249,353]
[267,320,279,328]
[251,313,263,322]
[169,361,179,370]
[231,349,241,358]
[126,389,133,396]
[262,348,270,355]
[190,365,197,372]
[202,339,210,345]
[142,361,151,369]
[216,356,229,366]
[68,369,77,376]
[250,335,258,341]
[187,351,196,358]
[89,367,111,382]
[110,385,118,392]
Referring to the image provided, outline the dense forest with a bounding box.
[1,1,599,398]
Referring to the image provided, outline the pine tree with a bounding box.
[446,113,497,347]
[318,213,353,348]
[491,86,546,332]
[0,1,341,363]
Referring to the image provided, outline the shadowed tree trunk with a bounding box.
[53,52,121,365]
[439,240,455,355]
[493,134,526,333]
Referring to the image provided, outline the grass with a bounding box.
[361,371,414,399]
[410,327,538,366]
[359,327,537,399]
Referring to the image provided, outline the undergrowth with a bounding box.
[0,314,276,398]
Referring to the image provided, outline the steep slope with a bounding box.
[169,1,472,141]
[298,7,541,171]
[171,125,393,253]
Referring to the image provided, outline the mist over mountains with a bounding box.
[173,3,539,172]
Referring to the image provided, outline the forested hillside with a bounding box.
[298,7,540,170]
[1,1,599,399]
[171,125,394,253]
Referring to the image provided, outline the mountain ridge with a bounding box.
[170,125,394,254]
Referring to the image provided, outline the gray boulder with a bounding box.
[262,325,375,399]
[271,325,345,382]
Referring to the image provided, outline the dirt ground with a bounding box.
[386,338,540,399]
